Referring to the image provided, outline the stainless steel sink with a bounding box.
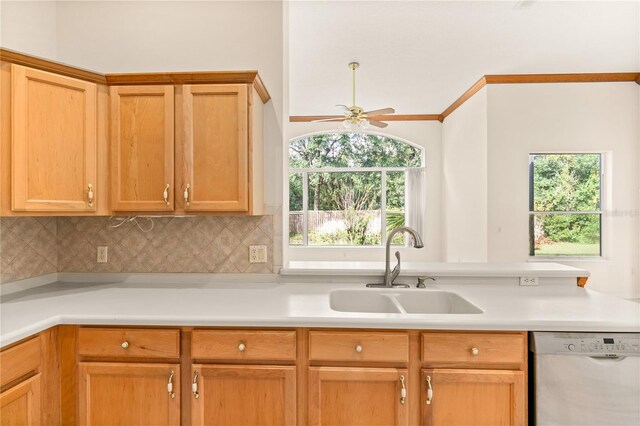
[329,289,482,314]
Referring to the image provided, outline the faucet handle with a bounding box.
[390,251,401,282]
[417,276,436,288]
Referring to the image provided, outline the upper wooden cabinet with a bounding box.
[177,83,263,214]
[10,65,97,212]
[113,83,265,215]
[180,84,248,212]
[110,85,174,211]
[1,49,268,216]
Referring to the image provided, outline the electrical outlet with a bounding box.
[249,245,267,263]
[519,276,539,286]
[97,246,108,263]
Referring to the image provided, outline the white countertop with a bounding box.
[2,273,637,348]
[281,261,590,277]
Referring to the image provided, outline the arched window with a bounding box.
[289,132,424,246]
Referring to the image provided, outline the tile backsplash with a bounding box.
[1,215,277,284]
[0,217,58,283]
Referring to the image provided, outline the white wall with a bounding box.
[441,87,489,262]
[286,120,443,262]
[0,1,57,58]
[54,0,284,208]
[486,82,640,298]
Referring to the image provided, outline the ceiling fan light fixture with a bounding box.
[342,117,369,132]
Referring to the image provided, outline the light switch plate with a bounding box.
[97,246,108,263]
[519,276,539,286]
[249,245,267,263]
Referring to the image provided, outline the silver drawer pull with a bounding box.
[400,375,406,405]
[238,343,246,352]
[192,370,199,399]
[183,184,190,207]
[471,347,479,356]
[163,184,170,206]
[167,371,175,399]
[87,184,94,207]
[355,344,363,353]
[121,341,129,349]
[426,375,433,405]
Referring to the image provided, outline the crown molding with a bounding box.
[0,47,107,84]
[105,71,270,103]
[289,114,441,123]
[0,48,271,103]
[292,72,640,123]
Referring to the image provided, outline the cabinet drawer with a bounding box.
[191,330,296,361]
[0,337,40,387]
[421,332,525,368]
[309,331,409,363]
[77,328,180,359]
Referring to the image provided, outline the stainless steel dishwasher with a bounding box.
[531,332,640,425]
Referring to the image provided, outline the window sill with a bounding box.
[528,256,610,263]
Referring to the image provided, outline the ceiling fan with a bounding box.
[313,62,395,130]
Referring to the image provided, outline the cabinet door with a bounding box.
[111,85,174,211]
[78,362,179,426]
[421,369,525,426]
[180,84,249,212]
[11,65,97,212]
[191,364,296,426]
[0,374,41,426]
[308,367,409,426]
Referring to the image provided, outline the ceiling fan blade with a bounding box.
[311,117,345,123]
[336,104,352,114]
[364,107,395,116]
[368,119,388,128]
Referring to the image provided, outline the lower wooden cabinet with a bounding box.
[0,374,41,426]
[421,369,526,426]
[308,367,409,426]
[191,365,296,426]
[1,327,527,426]
[78,362,180,426]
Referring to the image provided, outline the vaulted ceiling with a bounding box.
[289,1,640,116]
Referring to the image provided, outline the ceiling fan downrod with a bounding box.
[348,62,359,109]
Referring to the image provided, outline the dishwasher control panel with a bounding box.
[531,332,640,357]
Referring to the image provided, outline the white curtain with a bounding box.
[405,167,426,242]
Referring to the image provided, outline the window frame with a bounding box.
[287,131,425,249]
[528,152,605,259]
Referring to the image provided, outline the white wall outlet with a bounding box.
[249,245,267,263]
[97,246,108,263]
[519,276,539,286]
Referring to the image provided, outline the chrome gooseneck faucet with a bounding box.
[367,226,424,288]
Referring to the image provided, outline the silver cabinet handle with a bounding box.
[192,370,199,399]
[400,375,406,405]
[167,371,175,399]
[163,184,170,206]
[426,375,433,405]
[183,184,190,207]
[355,344,363,353]
[471,347,479,356]
[87,184,94,207]
[238,343,246,352]
[121,341,129,349]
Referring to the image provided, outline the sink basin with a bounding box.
[330,290,402,313]
[329,289,482,314]
[394,291,483,314]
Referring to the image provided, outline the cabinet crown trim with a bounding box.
[0,48,271,103]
